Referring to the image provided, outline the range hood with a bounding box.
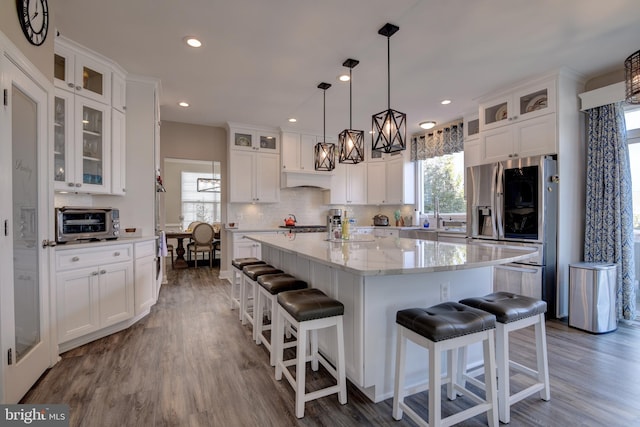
[281,170,332,190]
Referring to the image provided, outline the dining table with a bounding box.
[165,230,193,269]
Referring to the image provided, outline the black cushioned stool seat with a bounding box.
[230,258,265,311]
[275,288,347,418]
[255,274,308,366]
[240,264,284,334]
[393,302,499,427]
[458,292,550,424]
[396,302,496,342]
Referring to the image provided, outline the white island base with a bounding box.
[248,234,535,403]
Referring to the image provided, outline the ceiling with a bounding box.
[51,0,640,137]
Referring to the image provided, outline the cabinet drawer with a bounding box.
[56,244,133,271]
[135,240,156,258]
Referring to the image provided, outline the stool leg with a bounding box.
[238,274,245,321]
[428,341,442,427]
[335,317,347,405]
[269,295,278,366]
[275,307,286,381]
[251,281,259,342]
[295,323,308,418]
[496,323,510,423]
[536,314,551,401]
[447,348,457,400]
[310,329,319,372]
[230,270,237,310]
[392,327,407,420]
[484,331,499,427]
[240,276,248,325]
[254,287,264,344]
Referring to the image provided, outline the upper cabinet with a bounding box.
[228,123,280,203]
[281,132,316,171]
[366,151,415,206]
[53,37,126,194]
[479,78,556,132]
[54,42,112,105]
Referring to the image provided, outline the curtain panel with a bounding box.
[584,102,636,320]
[411,120,464,161]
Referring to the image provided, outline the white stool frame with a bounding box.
[393,324,499,427]
[459,312,550,424]
[274,305,347,418]
[230,265,243,312]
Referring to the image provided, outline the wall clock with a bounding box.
[16,0,49,46]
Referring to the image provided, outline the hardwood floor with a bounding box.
[22,266,640,426]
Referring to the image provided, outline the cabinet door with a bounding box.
[257,131,279,153]
[229,151,255,202]
[112,71,126,113]
[57,267,100,343]
[482,126,513,163]
[54,89,76,191]
[299,134,317,171]
[367,162,386,204]
[480,95,510,131]
[328,163,348,204]
[281,132,300,170]
[53,44,76,91]
[73,54,111,105]
[464,140,481,168]
[234,240,261,259]
[111,109,126,195]
[346,162,367,204]
[98,261,134,327]
[74,96,111,193]
[515,113,557,158]
[134,255,155,315]
[255,153,280,202]
[513,79,556,122]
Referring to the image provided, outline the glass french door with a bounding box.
[1,55,51,403]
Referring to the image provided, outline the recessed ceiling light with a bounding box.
[184,37,202,48]
[419,121,436,130]
[178,101,189,107]
[338,74,350,82]
[440,99,451,105]
[288,118,297,123]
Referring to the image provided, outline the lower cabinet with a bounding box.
[134,240,156,316]
[232,232,263,259]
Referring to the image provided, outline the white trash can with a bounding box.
[569,262,617,333]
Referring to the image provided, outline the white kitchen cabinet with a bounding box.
[56,244,134,344]
[325,161,367,205]
[229,150,280,203]
[230,127,279,153]
[54,89,112,193]
[481,113,556,163]
[367,154,415,205]
[111,109,126,195]
[134,241,156,316]
[281,132,316,171]
[112,70,127,113]
[479,77,556,132]
[54,39,112,105]
[373,228,399,238]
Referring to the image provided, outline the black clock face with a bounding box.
[17,0,49,46]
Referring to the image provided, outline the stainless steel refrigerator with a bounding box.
[467,155,558,316]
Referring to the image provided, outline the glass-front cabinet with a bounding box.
[54,90,111,193]
[232,130,279,153]
[479,78,556,131]
[54,42,111,105]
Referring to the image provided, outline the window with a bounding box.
[181,171,221,229]
[624,106,640,309]
[418,151,466,223]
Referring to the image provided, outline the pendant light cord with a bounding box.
[323,89,326,141]
[387,35,391,110]
[349,68,353,129]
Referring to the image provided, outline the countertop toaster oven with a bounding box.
[55,207,120,243]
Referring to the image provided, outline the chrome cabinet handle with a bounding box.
[100,270,106,275]
[114,251,120,256]
[72,256,80,262]
[91,271,99,276]
[67,82,74,88]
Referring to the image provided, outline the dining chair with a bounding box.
[187,223,215,267]
[212,223,221,261]
[185,221,202,260]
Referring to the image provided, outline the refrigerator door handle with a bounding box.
[495,163,504,239]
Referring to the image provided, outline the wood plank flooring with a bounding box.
[22,266,640,426]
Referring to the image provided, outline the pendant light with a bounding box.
[625,49,640,104]
[372,23,406,153]
[314,82,336,171]
[339,58,365,164]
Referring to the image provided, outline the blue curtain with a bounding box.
[584,102,636,320]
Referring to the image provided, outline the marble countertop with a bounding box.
[55,235,156,251]
[245,233,536,276]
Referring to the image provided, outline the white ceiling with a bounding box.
[51,0,640,137]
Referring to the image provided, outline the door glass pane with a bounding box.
[54,54,66,81]
[82,106,103,185]
[12,85,40,363]
[503,165,539,239]
[54,96,66,182]
[82,66,103,96]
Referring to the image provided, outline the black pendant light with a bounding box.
[372,23,406,153]
[315,82,336,171]
[339,58,365,164]
[625,49,640,104]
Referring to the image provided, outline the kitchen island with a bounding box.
[245,233,536,402]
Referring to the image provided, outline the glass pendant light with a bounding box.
[372,23,406,153]
[339,58,364,164]
[315,82,336,171]
[625,49,640,104]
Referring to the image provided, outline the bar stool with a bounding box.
[275,288,347,418]
[255,273,308,366]
[241,264,283,339]
[230,257,265,313]
[459,292,550,424]
[393,302,499,427]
